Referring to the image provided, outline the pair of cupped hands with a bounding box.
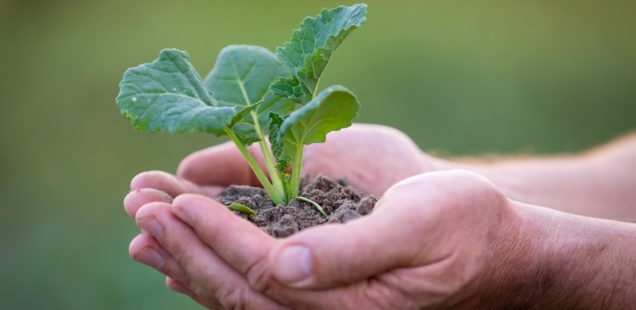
[125,124,525,309]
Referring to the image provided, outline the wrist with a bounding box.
[488,202,636,308]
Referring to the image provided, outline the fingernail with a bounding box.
[141,219,163,238]
[273,245,312,284]
[137,247,164,269]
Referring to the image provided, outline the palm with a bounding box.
[177,124,438,196]
[301,124,437,195]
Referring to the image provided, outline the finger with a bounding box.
[177,142,260,187]
[268,170,504,289]
[267,182,445,289]
[171,194,276,287]
[135,202,283,309]
[130,235,219,308]
[124,188,172,218]
[170,194,384,309]
[129,233,188,283]
[130,170,221,198]
[165,277,219,309]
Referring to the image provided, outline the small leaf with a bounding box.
[271,76,311,104]
[278,85,359,158]
[273,4,367,102]
[268,112,290,172]
[116,49,237,135]
[227,202,257,216]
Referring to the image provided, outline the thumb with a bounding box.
[267,183,435,289]
[177,141,260,187]
[267,170,500,290]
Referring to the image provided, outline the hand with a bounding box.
[176,123,439,196]
[124,124,436,219]
[128,170,546,309]
[124,124,440,307]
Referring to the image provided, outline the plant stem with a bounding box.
[289,144,304,199]
[312,79,320,99]
[234,69,287,203]
[250,111,286,201]
[224,127,285,204]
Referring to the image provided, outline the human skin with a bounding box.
[443,133,636,220]
[125,124,636,309]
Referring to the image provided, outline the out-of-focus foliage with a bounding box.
[0,1,634,309]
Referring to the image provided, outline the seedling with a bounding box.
[116,4,367,213]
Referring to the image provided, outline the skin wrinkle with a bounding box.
[243,251,272,294]
[364,275,415,309]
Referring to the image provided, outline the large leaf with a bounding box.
[205,45,295,143]
[116,49,237,135]
[276,85,359,159]
[272,4,367,103]
[205,45,280,107]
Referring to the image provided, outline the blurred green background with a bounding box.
[1,0,634,309]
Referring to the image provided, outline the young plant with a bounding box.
[116,4,367,211]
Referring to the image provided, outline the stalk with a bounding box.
[250,111,286,201]
[289,144,304,199]
[235,72,286,203]
[224,127,285,204]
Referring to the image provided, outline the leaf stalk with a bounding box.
[224,127,285,204]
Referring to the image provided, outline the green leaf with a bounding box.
[116,49,237,135]
[205,45,279,107]
[277,85,359,158]
[227,202,257,216]
[273,3,367,103]
[268,112,290,172]
[271,76,310,104]
[205,45,295,143]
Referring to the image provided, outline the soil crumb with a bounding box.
[217,175,378,238]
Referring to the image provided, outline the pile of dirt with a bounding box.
[217,175,378,238]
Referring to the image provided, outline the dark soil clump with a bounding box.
[217,175,378,238]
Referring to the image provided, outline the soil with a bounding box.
[217,175,378,238]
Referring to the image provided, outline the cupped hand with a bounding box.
[124,124,440,307]
[176,123,439,196]
[128,170,534,309]
[124,124,432,217]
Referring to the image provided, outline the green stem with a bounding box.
[312,79,321,99]
[289,145,304,199]
[233,68,286,203]
[250,111,286,201]
[224,127,284,204]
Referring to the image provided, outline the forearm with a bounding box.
[500,202,636,308]
[436,134,636,219]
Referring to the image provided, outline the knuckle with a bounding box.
[243,257,272,294]
[130,170,166,189]
[173,239,196,268]
[364,280,414,310]
[215,285,249,310]
[135,202,170,222]
[450,169,495,188]
[452,170,505,204]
